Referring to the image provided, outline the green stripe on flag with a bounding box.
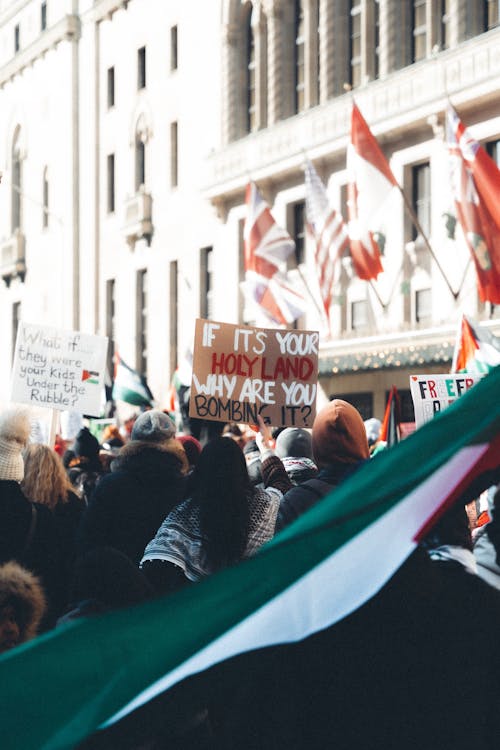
[1,367,499,750]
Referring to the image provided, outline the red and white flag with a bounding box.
[446,105,500,304]
[304,159,349,318]
[242,181,306,325]
[347,103,398,280]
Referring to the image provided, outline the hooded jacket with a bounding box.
[77,440,187,565]
[276,400,369,532]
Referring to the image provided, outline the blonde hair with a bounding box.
[21,444,75,510]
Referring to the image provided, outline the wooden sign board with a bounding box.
[189,319,319,427]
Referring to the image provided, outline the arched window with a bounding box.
[42,167,49,228]
[11,129,22,232]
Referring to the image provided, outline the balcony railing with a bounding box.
[123,188,153,247]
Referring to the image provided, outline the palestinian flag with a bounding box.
[1,367,499,750]
[379,385,401,448]
[451,314,500,374]
[111,353,155,407]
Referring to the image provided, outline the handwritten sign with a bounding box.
[189,319,319,427]
[11,322,108,416]
[410,373,484,428]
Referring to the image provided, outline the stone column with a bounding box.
[318,0,335,102]
[221,22,241,144]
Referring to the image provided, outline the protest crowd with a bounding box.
[1,374,500,750]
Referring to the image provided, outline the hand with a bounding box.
[256,415,274,452]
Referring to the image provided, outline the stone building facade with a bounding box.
[0,0,499,422]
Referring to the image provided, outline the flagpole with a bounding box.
[368,280,387,310]
[295,264,326,320]
[397,185,458,300]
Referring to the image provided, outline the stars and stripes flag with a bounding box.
[451,314,500,374]
[347,103,398,280]
[242,181,306,326]
[446,105,500,304]
[304,159,349,318]
[1,367,499,750]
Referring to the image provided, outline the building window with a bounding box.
[334,391,373,421]
[135,136,145,191]
[484,0,500,30]
[106,279,116,379]
[42,168,49,228]
[412,162,431,240]
[137,46,146,89]
[374,0,381,78]
[350,0,362,88]
[107,67,115,108]
[11,130,22,233]
[440,0,451,50]
[289,201,305,266]
[12,301,21,363]
[351,299,368,331]
[412,0,427,62]
[170,25,178,70]
[170,121,178,187]
[14,24,20,53]
[294,0,306,112]
[200,247,214,319]
[136,269,148,377]
[415,287,432,324]
[245,8,256,132]
[169,261,178,375]
[486,139,500,166]
[41,2,47,31]
[107,154,115,213]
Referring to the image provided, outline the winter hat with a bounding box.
[364,418,381,447]
[131,409,176,444]
[73,427,100,461]
[312,399,369,468]
[275,428,314,460]
[0,407,31,482]
[0,562,46,646]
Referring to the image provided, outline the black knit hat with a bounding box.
[73,427,100,461]
[275,428,314,460]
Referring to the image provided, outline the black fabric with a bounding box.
[275,461,366,532]
[0,481,65,627]
[77,445,186,565]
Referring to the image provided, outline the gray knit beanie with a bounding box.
[131,409,176,444]
[0,407,31,482]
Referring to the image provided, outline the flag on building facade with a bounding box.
[446,106,500,304]
[379,385,401,447]
[111,353,155,407]
[346,103,398,281]
[1,366,499,750]
[451,314,500,374]
[303,159,349,318]
[242,181,306,325]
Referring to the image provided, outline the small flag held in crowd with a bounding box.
[346,103,398,281]
[379,385,401,447]
[446,105,500,304]
[1,366,499,750]
[111,353,155,407]
[451,314,500,374]
[242,181,306,326]
[303,159,349,319]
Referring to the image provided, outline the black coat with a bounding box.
[0,480,65,627]
[77,442,186,565]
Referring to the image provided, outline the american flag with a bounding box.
[304,159,349,318]
[242,181,306,326]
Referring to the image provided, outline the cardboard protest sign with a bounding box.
[189,319,319,427]
[410,373,485,428]
[11,322,108,416]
